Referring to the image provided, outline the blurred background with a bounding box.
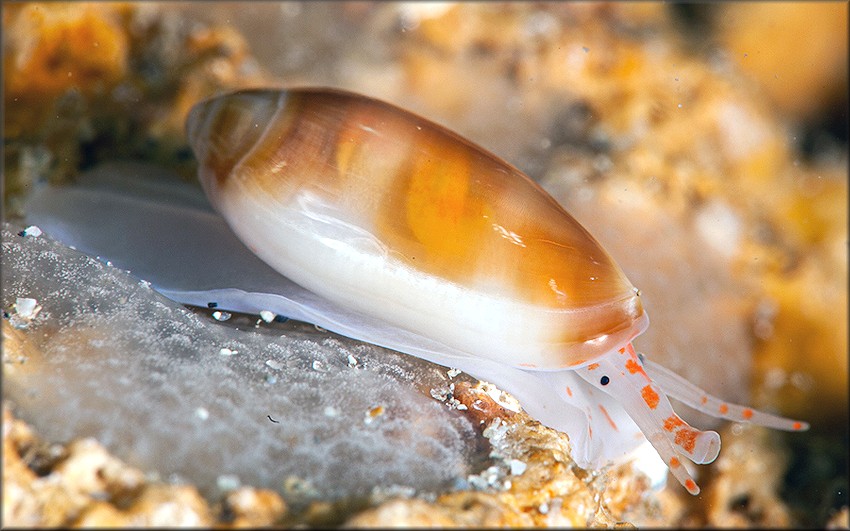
[3,2,847,527]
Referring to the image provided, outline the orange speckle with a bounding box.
[664,415,685,432]
[565,386,573,397]
[641,385,660,409]
[719,403,729,414]
[625,358,648,377]
[599,404,619,431]
[669,456,681,468]
[569,358,587,367]
[675,427,698,454]
[587,363,600,370]
[742,408,753,420]
[793,421,802,430]
[588,426,593,438]
[618,347,626,354]
[625,343,638,357]
[684,478,699,494]
[700,395,708,405]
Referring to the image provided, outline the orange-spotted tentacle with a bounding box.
[574,343,720,495]
[638,352,810,432]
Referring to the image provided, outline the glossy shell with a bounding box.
[186,88,648,370]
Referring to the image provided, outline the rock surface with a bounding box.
[1,223,483,508]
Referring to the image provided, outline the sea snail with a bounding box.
[186,88,808,495]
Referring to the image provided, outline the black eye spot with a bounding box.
[600,375,610,386]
